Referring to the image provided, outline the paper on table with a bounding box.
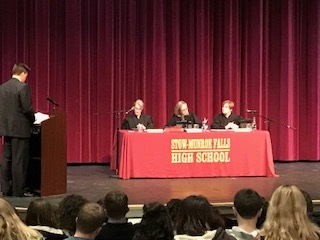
[34,112,50,124]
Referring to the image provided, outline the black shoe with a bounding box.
[23,191,35,197]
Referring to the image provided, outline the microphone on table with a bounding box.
[246,109,258,113]
[125,106,134,115]
[46,97,59,107]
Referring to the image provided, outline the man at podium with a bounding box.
[0,63,35,197]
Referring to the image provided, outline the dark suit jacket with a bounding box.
[121,113,154,130]
[166,112,201,127]
[0,78,35,138]
[210,113,243,129]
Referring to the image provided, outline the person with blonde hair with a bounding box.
[166,101,201,127]
[0,197,43,240]
[121,99,154,130]
[260,185,320,240]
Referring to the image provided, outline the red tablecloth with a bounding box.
[114,130,277,179]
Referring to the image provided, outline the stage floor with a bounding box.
[3,161,320,210]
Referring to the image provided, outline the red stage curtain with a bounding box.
[0,0,319,163]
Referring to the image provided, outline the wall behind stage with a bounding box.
[0,0,319,163]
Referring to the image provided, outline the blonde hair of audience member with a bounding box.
[174,101,189,117]
[0,198,43,240]
[261,185,320,240]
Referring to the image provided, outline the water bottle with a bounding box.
[202,118,208,131]
[252,116,257,130]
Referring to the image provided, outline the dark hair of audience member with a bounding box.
[104,191,129,219]
[256,197,269,229]
[301,189,313,213]
[58,194,89,236]
[133,202,174,240]
[76,203,106,234]
[234,189,263,219]
[175,195,225,236]
[166,198,181,229]
[96,197,108,223]
[26,198,59,228]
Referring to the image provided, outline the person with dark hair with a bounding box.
[226,189,263,240]
[256,197,269,229]
[26,198,67,240]
[174,195,234,240]
[121,99,154,130]
[211,100,243,129]
[301,189,320,226]
[166,101,201,127]
[166,198,181,229]
[95,191,135,240]
[65,203,106,240]
[133,202,173,240]
[58,194,89,237]
[0,63,35,197]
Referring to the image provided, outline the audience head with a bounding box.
[133,202,173,240]
[221,100,234,116]
[174,101,189,117]
[261,185,320,240]
[301,189,313,213]
[26,198,58,228]
[233,188,263,219]
[175,195,224,236]
[256,197,269,229]
[104,191,129,220]
[133,99,144,116]
[75,203,105,237]
[58,194,89,236]
[0,198,43,240]
[166,198,181,228]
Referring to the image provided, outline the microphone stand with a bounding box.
[109,109,128,178]
[250,112,296,132]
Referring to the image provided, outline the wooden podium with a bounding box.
[28,111,67,196]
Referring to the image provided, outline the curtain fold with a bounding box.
[0,0,319,163]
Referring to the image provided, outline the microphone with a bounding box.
[46,97,59,106]
[125,106,134,114]
[246,109,258,113]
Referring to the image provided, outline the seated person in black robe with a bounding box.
[211,100,243,129]
[121,99,154,130]
[166,100,201,127]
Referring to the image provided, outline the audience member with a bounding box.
[95,191,135,240]
[26,198,67,240]
[260,185,320,240]
[256,197,268,229]
[226,189,262,240]
[166,198,181,229]
[174,195,234,240]
[211,100,243,129]
[121,99,154,130]
[58,194,89,237]
[65,203,105,240]
[301,189,320,226]
[166,101,201,127]
[0,197,43,240]
[133,202,173,240]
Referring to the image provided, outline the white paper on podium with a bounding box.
[34,112,50,124]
